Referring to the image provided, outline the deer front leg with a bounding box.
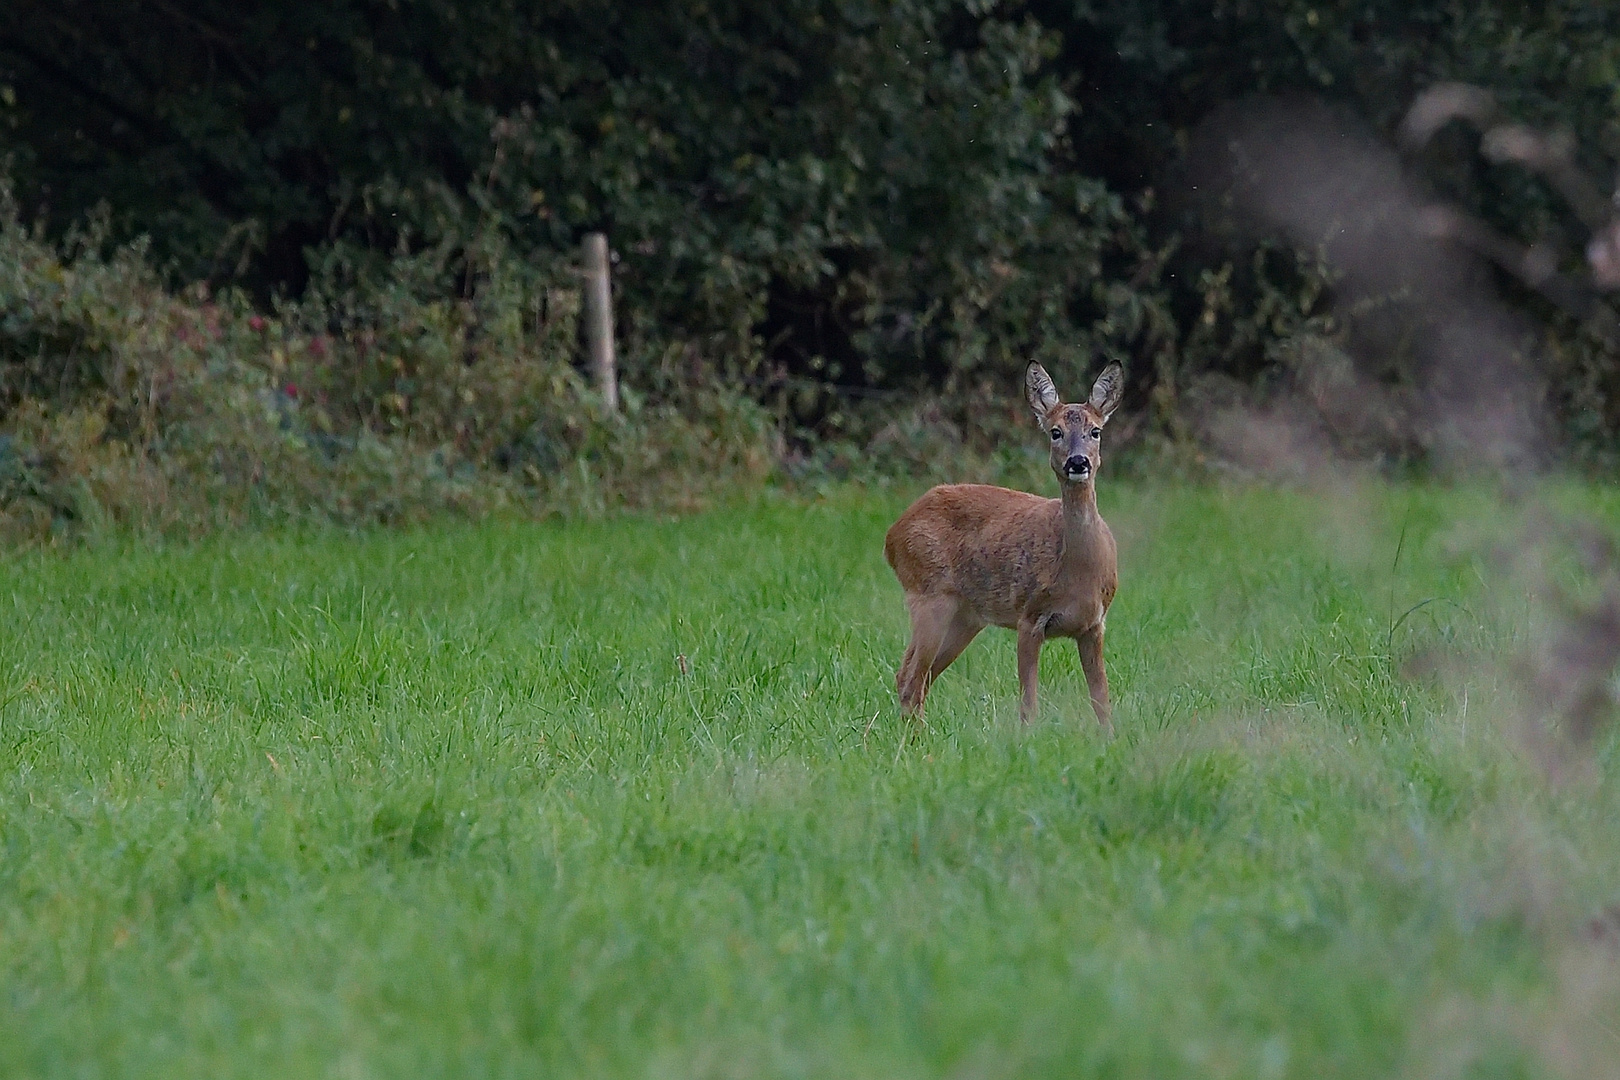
[1016,620,1044,724]
[1077,627,1112,735]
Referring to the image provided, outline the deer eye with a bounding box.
[1090,427,1101,438]
[1049,427,1062,441]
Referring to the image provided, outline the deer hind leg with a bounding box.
[897,594,963,718]
[1077,627,1112,735]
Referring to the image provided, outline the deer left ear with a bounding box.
[1088,362,1125,422]
[1026,363,1060,424]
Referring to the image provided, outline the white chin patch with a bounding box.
[1065,469,1090,481]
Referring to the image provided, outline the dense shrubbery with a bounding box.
[3,0,1620,532]
[0,0,1169,403]
[0,188,775,538]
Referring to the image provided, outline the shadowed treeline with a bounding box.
[4,0,1620,448]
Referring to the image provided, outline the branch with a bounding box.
[1480,124,1611,230]
[1416,203,1620,341]
[1399,82,1500,150]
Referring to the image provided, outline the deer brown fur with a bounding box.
[884,361,1124,730]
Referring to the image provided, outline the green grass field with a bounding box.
[3,481,1619,1078]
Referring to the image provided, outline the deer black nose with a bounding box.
[1063,454,1091,477]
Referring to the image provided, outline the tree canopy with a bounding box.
[5,1,1620,415]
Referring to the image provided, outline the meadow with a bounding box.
[2,480,1619,1079]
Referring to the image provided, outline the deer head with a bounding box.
[1026,362,1125,486]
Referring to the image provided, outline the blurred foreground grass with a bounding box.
[2,480,1619,1079]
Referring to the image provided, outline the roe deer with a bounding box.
[883,362,1124,731]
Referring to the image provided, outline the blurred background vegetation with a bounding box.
[2,0,1619,536]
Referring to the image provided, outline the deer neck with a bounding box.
[1057,481,1103,565]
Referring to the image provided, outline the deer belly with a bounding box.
[954,595,1020,631]
[953,551,1053,628]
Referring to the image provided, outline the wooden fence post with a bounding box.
[581,232,619,413]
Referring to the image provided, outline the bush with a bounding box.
[8,0,1620,491]
[0,0,1173,422]
[0,186,776,540]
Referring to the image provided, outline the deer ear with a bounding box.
[1026,363,1060,423]
[1088,362,1125,422]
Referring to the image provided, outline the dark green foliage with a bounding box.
[0,187,775,538]
[0,0,1160,406]
[3,0,1620,461]
[1040,0,1620,452]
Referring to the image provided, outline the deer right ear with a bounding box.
[1026,363,1060,423]
[1088,362,1125,422]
